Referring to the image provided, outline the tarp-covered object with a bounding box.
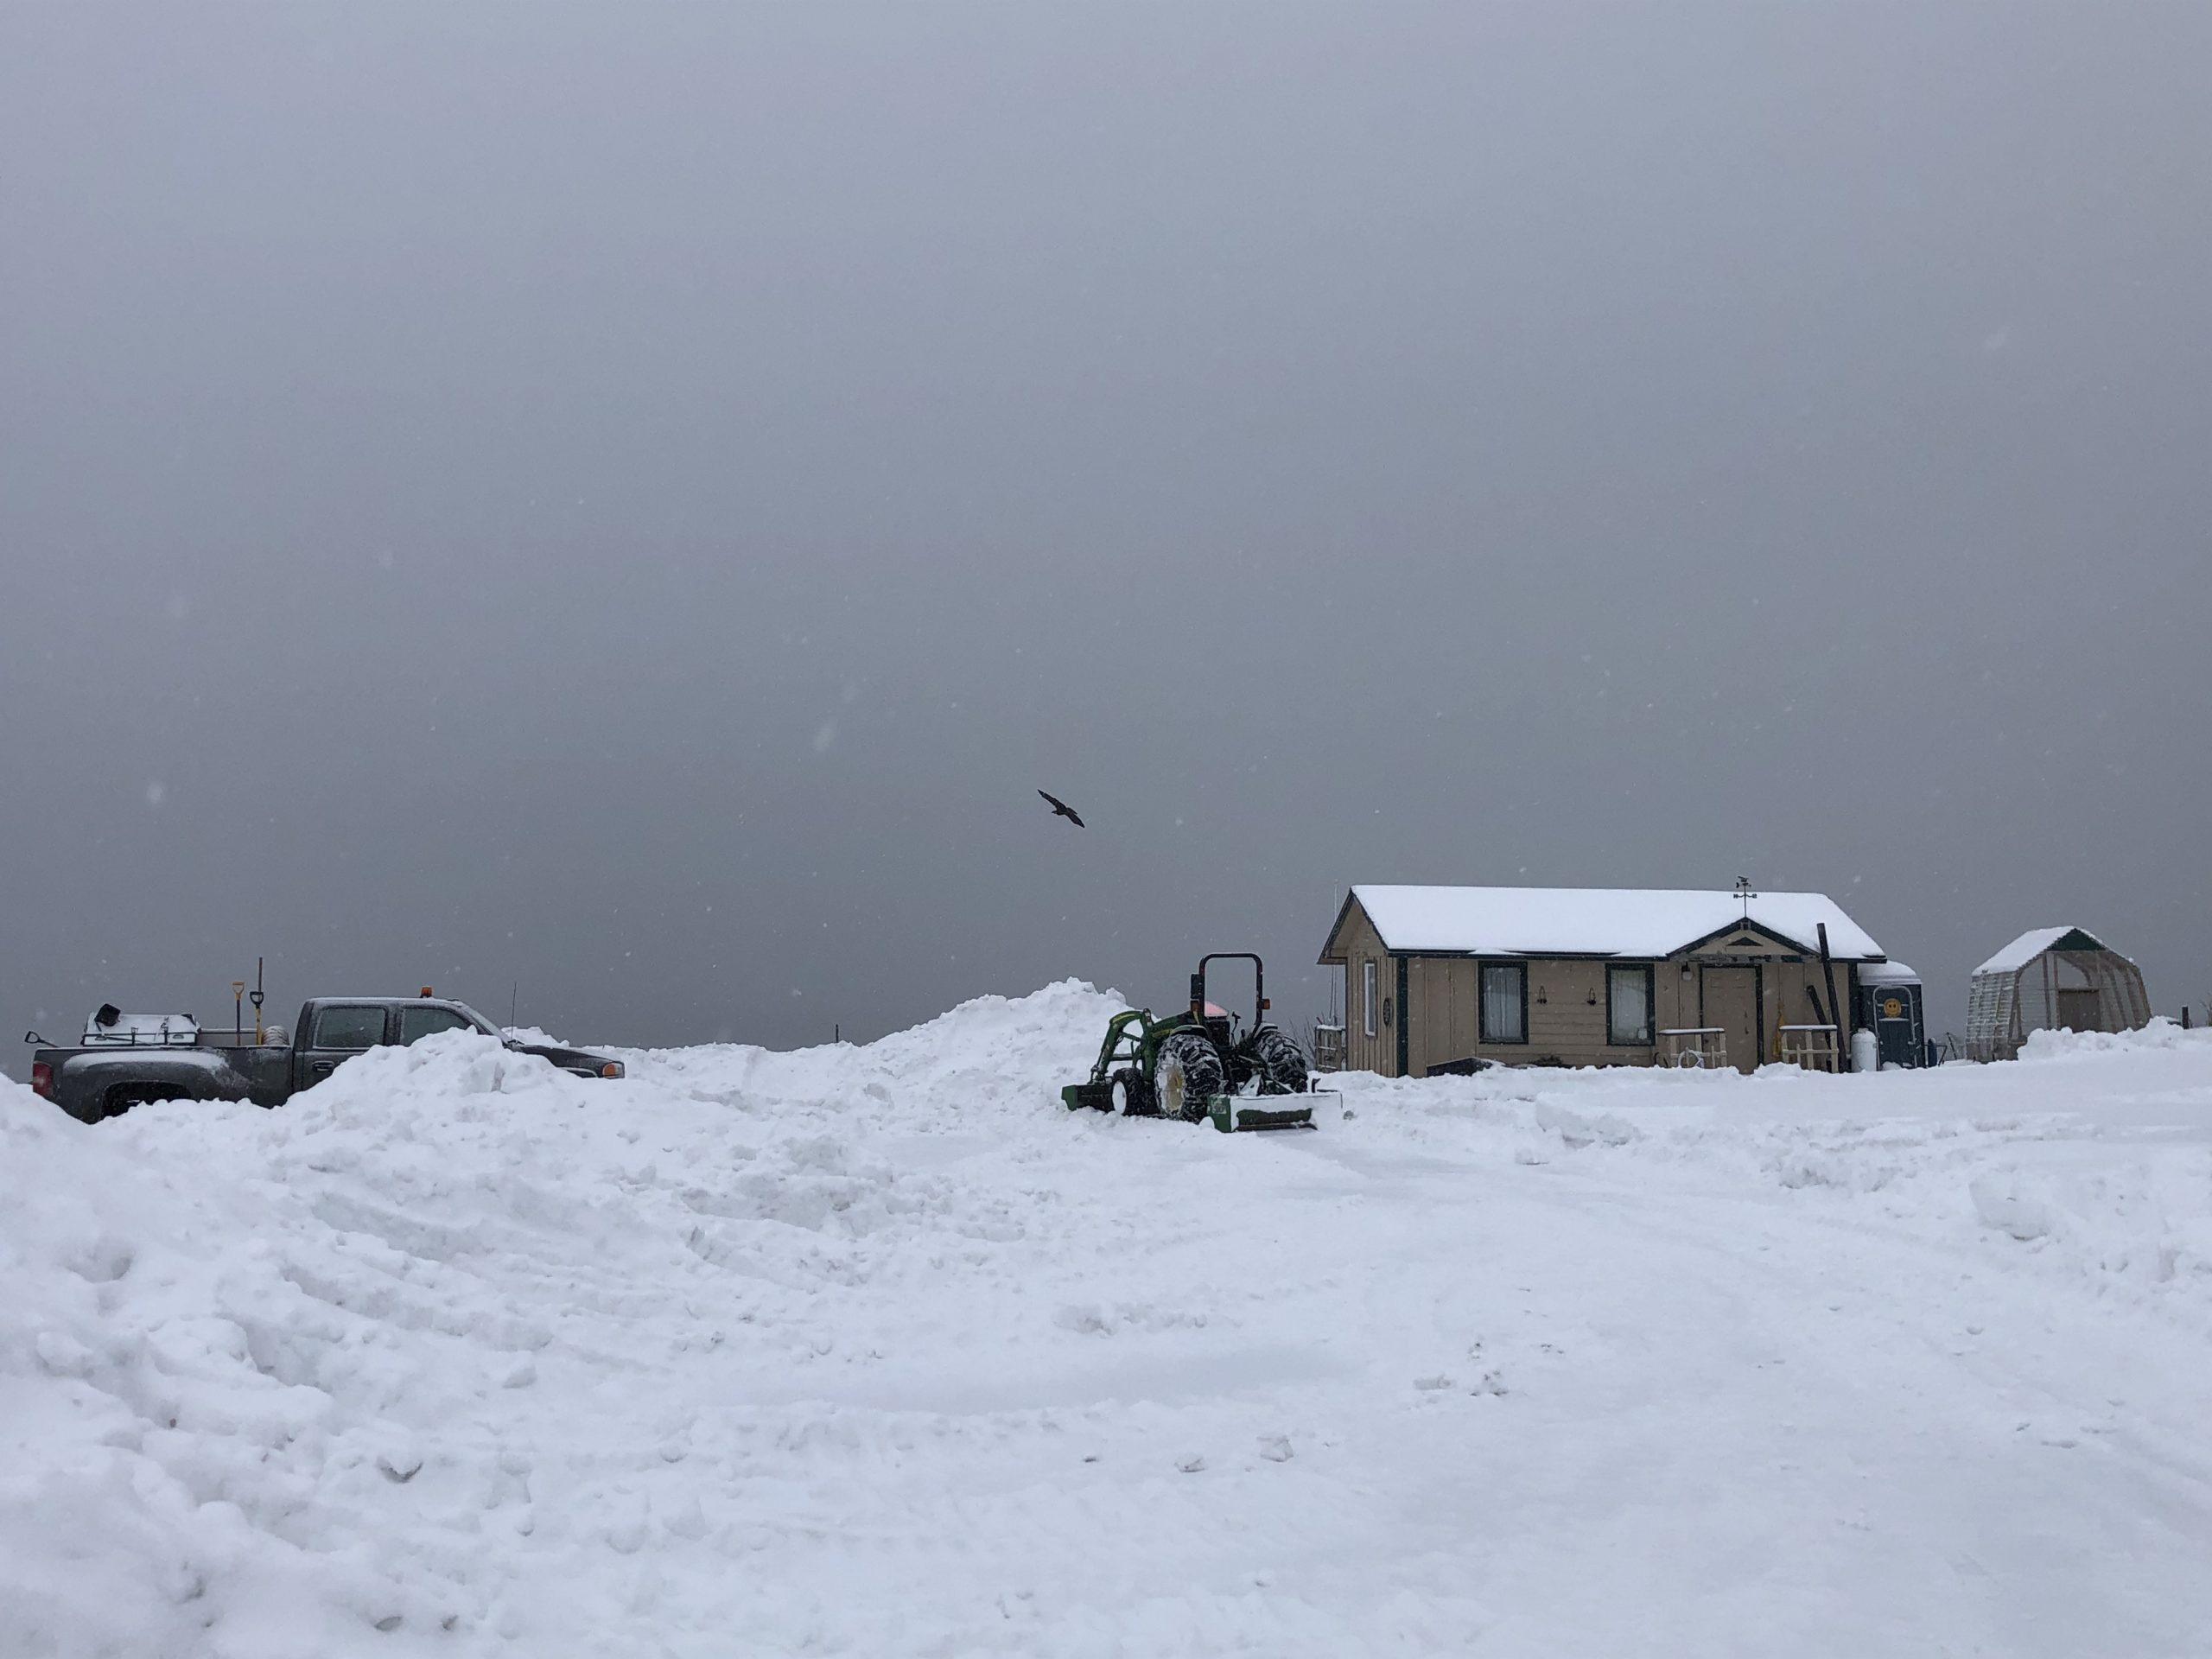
[1858,961,1927,1068]
[1967,927,2151,1062]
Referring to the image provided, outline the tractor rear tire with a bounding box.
[1249,1027,1309,1094]
[1152,1030,1225,1124]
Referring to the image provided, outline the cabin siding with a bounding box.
[1421,957,1667,1071]
[1326,904,1394,1075]
[1407,952,1858,1072]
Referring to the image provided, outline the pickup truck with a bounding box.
[26,995,624,1124]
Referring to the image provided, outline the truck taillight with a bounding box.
[30,1061,54,1098]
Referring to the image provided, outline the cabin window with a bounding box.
[1607,964,1655,1045]
[1363,961,1378,1039]
[1480,963,1527,1044]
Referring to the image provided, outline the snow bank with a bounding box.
[0,982,1127,1656]
[8,982,2212,1656]
[2017,1014,2212,1060]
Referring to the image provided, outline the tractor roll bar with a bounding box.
[1192,953,1269,1024]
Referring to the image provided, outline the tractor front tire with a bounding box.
[1152,1030,1225,1123]
[1110,1067,1154,1116]
[1249,1027,1309,1094]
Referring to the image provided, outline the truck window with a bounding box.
[399,1007,476,1045]
[313,1006,389,1050]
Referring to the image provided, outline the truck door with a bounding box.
[297,1003,391,1088]
[397,1004,478,1045]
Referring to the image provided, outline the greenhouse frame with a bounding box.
[1965,926,2151,1062]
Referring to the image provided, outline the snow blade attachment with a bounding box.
[1205,1093,1326,1134]
[1062,1079,1116,1113]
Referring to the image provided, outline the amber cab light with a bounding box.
[31,1060,54,1098]
[601,1061,624,1078]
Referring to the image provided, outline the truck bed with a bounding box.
[34,1038,293,1120]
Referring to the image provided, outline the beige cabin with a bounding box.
[1319,885,1889,1076]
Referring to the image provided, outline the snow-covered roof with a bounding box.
[1341,886,1884,962]
[1859,959,1920,986]
[1974,926,2113,977]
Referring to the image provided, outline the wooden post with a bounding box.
[1817,924,1845,1073]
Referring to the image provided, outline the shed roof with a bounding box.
[1859,959,1920,986]
[1973,926,2114,977]
[1336,885,1885,962]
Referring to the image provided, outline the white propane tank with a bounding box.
[1850,1027,1879,1075]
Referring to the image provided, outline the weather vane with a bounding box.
[1734,874,1758,919]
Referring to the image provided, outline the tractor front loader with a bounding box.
[1062,952,1332,1132]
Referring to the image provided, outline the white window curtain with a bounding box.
[1609,965,1652,1045]
[1363,961,1378,1039]
[1480,963,1524,1043]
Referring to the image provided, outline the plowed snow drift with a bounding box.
[7,982,2212,1656]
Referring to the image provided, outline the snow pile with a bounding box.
[2017,1014,2212,1060]
[8,982,2212,1656]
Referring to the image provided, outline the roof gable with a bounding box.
[1974,926,2117,976]
[1675,916,1816,957]
[1339,885,1885,962]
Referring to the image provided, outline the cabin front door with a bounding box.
[1703,965,1761,1073]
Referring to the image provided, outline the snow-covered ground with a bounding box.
[8,983,2212,1657]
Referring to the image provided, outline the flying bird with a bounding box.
[1038,789,1085,829]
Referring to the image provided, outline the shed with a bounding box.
[1965,927,2151,1061]
[1319,885,1887,1077]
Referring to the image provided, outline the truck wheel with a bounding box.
[1249,1027,1309,1094]
[101,1084,168,1120]
[1152,1031,1225,1123]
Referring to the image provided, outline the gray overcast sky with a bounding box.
[4,2,2209,1068]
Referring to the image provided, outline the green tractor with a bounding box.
[1062,952,1319,1132]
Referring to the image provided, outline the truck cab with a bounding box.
[291,998,489,1096]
